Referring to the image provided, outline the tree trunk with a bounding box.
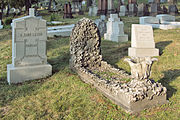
[6,4,10,17]
[1,0,4,20]
[25,0,32,14]
[48,0,52,11]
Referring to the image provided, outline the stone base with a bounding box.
[128,47,159,57]
[7,64,52,84]
[0,25,3,29]
[104,33,128,42]
[73,66,167,113]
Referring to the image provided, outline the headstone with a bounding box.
[148,0,155,3]
[70,18,167,113]
[7,8,52,84]
[150,3,163,16]
[137,3,149,17]
[63,2,73,18]
[156,14,175,23]
[88,0,98,16]
[139,16,159,24]
[119,5,127,16]
[0,20,3,29]
[104,14,128,42]
[128,3,138,16]
[95,15,107,36]
[71,0,83,14]
[86,0,93,11]
[128,24,159,57]
[168,5,179,15]
[160,0,167,3]
[107,0,115,14]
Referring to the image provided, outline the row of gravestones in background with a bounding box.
[6,8,167,114]
[63,0,179,18]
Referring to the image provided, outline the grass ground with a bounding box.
[0,8,180,120]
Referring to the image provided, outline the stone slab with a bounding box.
[156,14,175,23]
[76,68,167,113]
[47,29,72,37]
[146,23,180,30]
[7,64,52,84]
[139,16,159,24]
[104,33,128,42]
[128,48,159,57]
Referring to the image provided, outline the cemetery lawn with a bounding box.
[0,15,180,119]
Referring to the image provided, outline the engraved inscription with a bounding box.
[136,27,153,41]
[19,32,43,37]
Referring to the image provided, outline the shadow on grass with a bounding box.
[48,51,70,74]
[156,41,172,56]
[0,37,70,107]
[158,69,179,99]
[101,40,130,68]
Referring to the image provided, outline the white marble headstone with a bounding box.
[7,8,52,84]
[128,24,159,57]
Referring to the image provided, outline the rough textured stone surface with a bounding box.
[7,9,52,84]
[70,18,167,113]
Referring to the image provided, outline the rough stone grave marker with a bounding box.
[70,18,167,113]
[7,8,52,84]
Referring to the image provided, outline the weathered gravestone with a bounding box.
[88,0,98,16]
[7,8,52,84]
[71,0,83,14]
[104,14,128,42]
[128,3,138,16]
[124,24,167,111]
[95,15,107,36]
[137,3,149,17]
[107,0,115,14]
[150,3,163,16]
[70,18,167,113]
[119,5,127,16]
[168,5,179,15]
